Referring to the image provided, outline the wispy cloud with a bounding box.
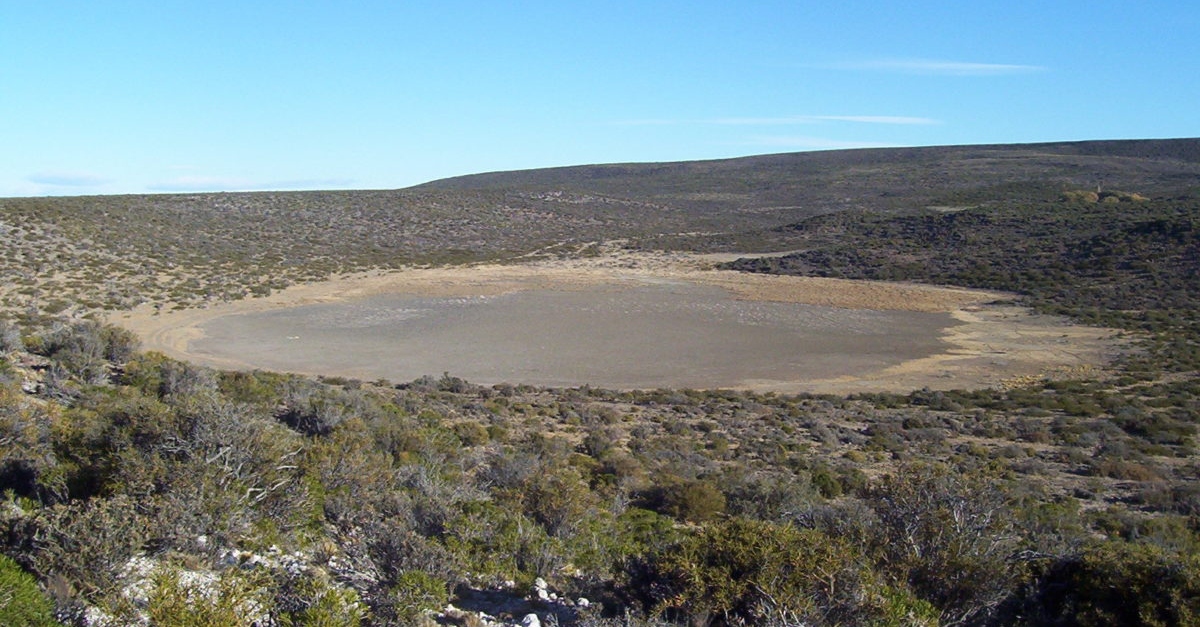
[616,114,938,126]
[709,115,938,126]
[828,58,1046,76]
[742,136,895,150]
[27,171,110,187]
[613,118,689,126]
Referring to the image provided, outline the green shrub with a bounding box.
[277,573,365,627]
[1016,541,1200,626]
[146,567,270,627]
[452,421,489,447]
[810,466,843,498]
[629,518,881,626]
[444,501,559,585]
[664,479,726,523]
[0,554,64,627]
[389,570,448,623]
[862,464,1022,625]
[6,496,149,600]
[0,385,60,501]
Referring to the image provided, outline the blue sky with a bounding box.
[3,1,1198,197]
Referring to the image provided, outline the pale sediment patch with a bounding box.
[109,251,1121,394]
[744,305,1119,395]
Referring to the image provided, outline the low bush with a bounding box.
[0,554,64,627]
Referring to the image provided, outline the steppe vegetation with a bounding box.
[2,139,1200,625]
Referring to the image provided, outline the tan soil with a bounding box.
[109,250,1123,394]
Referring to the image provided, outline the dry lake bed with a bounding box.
[113,252,1122,393]
[189,282,952,389]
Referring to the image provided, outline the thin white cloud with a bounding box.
[616,114,938,126]
[828,58,1046,76]
[27,171,110,187]
[612,118,688,126]
[813,115,939,125]
[743,136,894,150]
[709,115,938,125]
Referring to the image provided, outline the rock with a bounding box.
[532,576,552,601]
[521,613,541,627]
[577,597,590,607]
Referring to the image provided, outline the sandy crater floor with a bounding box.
[110,251,1123,394]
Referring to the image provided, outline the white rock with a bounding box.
[521,613,541,627]
[577,597,590,607]
[83,605,114,627]
[534,577,548,590]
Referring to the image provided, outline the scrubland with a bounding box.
[2,139,1200,625]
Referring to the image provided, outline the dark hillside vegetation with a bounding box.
[419,138,1200,218]
[724,194,1200,372]
[3,139,1200,625]
[3,139,1199,317]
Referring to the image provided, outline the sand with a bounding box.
[109,250,1122,394]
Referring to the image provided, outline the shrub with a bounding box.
[0,385,61,502]
[664,479,726,523]
[146,566,271,627]
[0,319,23,353]
[3,496,149,601]
[444,501,559,585]
[862,463,1022,625]
[523,466,598,537]
[122,352,216,399]
[388,571,449,624]
[628,518,882,626]
[453,421,490,447]
[724,471,818,521]
[277,578,364,627]
[1090,458,1163,481]
[277,380,353,436]
[0,554,64,627]
[1014,541,1200,626]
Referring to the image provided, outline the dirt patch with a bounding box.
[109,251,1122,394]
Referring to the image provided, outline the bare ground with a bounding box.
[109,250,1123,394]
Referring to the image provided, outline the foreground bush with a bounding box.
[624,517,936,626]
[1011,542,1200,626]
[0,554,64,627]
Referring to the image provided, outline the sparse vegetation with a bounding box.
[1,138,1199,625]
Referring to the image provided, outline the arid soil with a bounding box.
[110,250,1122,394]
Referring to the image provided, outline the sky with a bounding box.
[2,1,1198,197]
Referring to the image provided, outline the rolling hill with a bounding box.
[3,138,1199,317]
